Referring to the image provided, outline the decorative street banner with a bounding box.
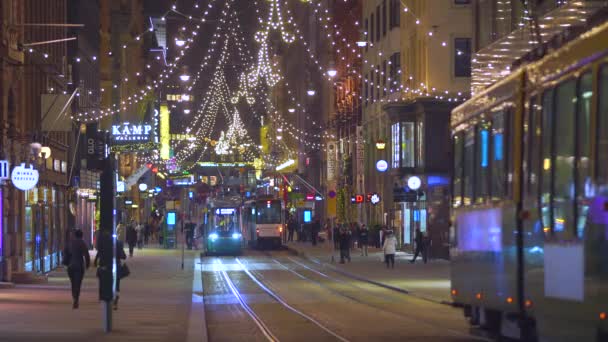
[111,122,153,144]
[326,141,337,182]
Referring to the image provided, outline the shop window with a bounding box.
[401,122,415,167]
[553,79,576,233]
[463,128,475,205]
[364,73,369,106]
[417,120,424,168]
[382,0,387,37]
[391,123,400,168]
[382,60,387,97]
[376,65,381,100]
[370,14,374,47]
[365,18,369,52]
[376,5,381,42]
[390,52,401,88]
[370,70,374,103]
[453,133,464,207]
[454,38,472,77]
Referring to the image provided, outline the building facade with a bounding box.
[361,0,472,258]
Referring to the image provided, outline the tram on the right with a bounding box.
[450,21,608,341]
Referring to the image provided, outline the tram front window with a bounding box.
[256,201,281,224]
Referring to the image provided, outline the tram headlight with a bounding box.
[209,233,218,241]
[232,233,242,239]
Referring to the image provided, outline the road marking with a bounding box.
[187,256,208,342]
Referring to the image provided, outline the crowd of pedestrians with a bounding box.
[289,217,431,268]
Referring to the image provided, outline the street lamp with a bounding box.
[179,66,190,82]
[327,61,337,78]
[307,89,316,96]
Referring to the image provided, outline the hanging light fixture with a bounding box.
[327,61,337,78]
[307,89,316,96]
[179,66,190,82]
[356,30,368,47]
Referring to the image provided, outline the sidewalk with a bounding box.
[285,242,452,304]
[0,248,206,342]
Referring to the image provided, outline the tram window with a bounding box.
[491,111,507,200]
[597,66,608,184]
[475,123,490,203]
[453,133,464,207]
[464,128,475,205]
[576,72,593,238]
[541,89,554,232]
[527,96,540,198]
[553,79,577,233]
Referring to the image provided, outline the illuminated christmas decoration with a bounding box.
[231,72,255,105]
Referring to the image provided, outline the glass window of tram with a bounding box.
[576,72,593,238]
[464,128,475,205]
[541,89,555,233]
[491,110,507,200]
[597,67,608,185]
[476,122,491,203]
[453,133,464,207]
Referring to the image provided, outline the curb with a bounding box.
[286,245,454,306]
[187,255,208,342]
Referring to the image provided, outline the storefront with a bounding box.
[75,170,100,247]
[393,175,450,259]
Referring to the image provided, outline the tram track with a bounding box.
[251,251,493,342]
[207,257,350,342]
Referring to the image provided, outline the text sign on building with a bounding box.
[111,122,153,144]
[0,160,10,180]
[11,163,39,191]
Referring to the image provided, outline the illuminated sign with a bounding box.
[376,140,386,150]
[276,159,295,171]
[0,160,9,180]
[138,183,148,191]
[370,193,381,205]
[376,160,388,172]
[160,104,170,160]
[306,193,315,201]
[199,162,251,167]
[351,194,364,204]
[125,199,133,205]
[215,208,236,215]
[407,176,422,190]
[117,181,126,192]
[303,210,312,223]
[167,212,176,225]
[111,122,152,144]
[11,163,39,191]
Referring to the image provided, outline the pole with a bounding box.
[181,216,185,270]
[99,150,115,333]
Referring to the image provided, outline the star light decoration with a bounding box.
[231,72,255,105]
[249,30,281,88]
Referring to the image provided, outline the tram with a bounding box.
[243,198,284,249]
[450,21,608,341]
[203,197,243,256]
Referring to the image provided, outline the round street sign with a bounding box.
[328,190,337,198]
[376,160,388,172]
[408,176,422,190]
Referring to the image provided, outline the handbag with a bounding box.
[118,262,130,279]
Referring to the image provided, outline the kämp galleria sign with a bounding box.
[111,122,153,144]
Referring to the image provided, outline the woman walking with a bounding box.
[383,230,398,269]
[64,229,90,309]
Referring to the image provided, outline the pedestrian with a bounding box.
[95,229,127,310]
[126,222,137,257]
[410,228,427,264]
[359,224,369,256]
[333,224,340,250]
[63,229,91,309]
[383,230,397,269]
[287,216,296,242]
[311,218,321,246]
[339,225,352,264]
[136,222,144,249]
[144,223,150,245]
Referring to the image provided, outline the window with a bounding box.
[401,122,415,167]
[527,97,540,198]
[370,14,374,47]
[454,38,472,77]
[382,60,387,97]
[463,128,475,205]
[376,65,380,100]
[553,80,576,233]
[370,69,374,102]
[476,122,491,202]
[491,110,507,199]
[376,5,381,42]
[382,0,387,37]
[391,123,400,168]
[455,0,471,4]
[390,52,401,88]
[417,120,424,168]
[364,73,369,106]
[390,0,400,28]
[598,66,608,183]
[576,72,592,238]
[365,18,369,52]
[541,89,554,231]
[453,133,464,207]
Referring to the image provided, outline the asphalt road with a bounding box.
[201,249,491,342]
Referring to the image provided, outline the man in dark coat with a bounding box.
[126,222,137,257]
[359,224,369,256]
[65,229,90,309]
[410,228,427,264]
[287,217,296,242]
[339,226,352,263]
[311,218,321,246]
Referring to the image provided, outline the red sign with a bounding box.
[306,193,315,201]
[355,195,364,204]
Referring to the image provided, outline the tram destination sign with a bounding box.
[111,122,153,144]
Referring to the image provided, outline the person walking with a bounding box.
[359,224,369,256]
[311,218,321,246]
[135,222,144,249]
[95,229,127,310]
[287,217,296,242]
[333,224,340,250]
[126,222,137,257]
[410,228,427,264]
[63,229,91,309]
[383,230,397,269]
[339,225,352,264]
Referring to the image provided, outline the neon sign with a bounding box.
[111,122,152,144]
